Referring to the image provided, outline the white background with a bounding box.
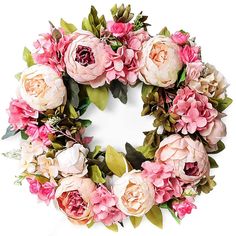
[0,0,236,235]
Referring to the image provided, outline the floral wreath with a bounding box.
[2,4,232,231]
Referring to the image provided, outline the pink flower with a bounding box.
[180,45,200,64]
[172,198,197,219]
[8,99,38,130]
[170,87,218,134]
[90,185,126,226]
[171,31,189,45]
[107,21,133,37]
[38,182,56,205]
[27,177,41,194]
[142,161,182,204]
[33,29,72,76]
[186,61,203,82]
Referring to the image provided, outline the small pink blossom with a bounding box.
[33,29,72,76]
[171,31,189,45]
[172,198,197,219]
[142,161,182,204]
[27,177,41,194]
[170,87,218,134]
[107,21,133,37]
[38,182,56,205]
[90,185,126,226]
[8,99,38,130]
[180,45,200,64]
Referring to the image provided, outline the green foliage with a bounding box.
[136,145,156,159]
[20,130,29,140]
[159,27,171,37]
[23,47,35,67]
[1,126,19,140]
[68,104,79,119]
[64,77,80,109]
[210,97,233,112]
[88,165,106,183]
[109,80,128,104]
[208,156,219,168]
[141,83,155,102]
[177,68,186,87]
[197,176,216,194]
[110,4,134,23]
[78,98,91,116]
[130,216,142,228]
[106,224,118,232]
[60,18,77,34]
[145,205,163,228]
[134,12,150,31]
[208,140,225,154]
[86,86,109,111]
[160,203,181,224]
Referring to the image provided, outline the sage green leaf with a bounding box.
[82,18,93,32]
[141,83,154,101]
[145,205,163,229]
[1,149,21,160]
[208,156,219,168]
[68,104,79,119]
[110,80,128,104]
[130,216,142,228]
[86,86,109,111]
[60,18,77,34]
[125,143,147,169]
[111,4,118,16]
[177,68,186,87]
[15,72,22,80]
[105,145,127,177]
[197,176,216,194]
[89,165,106,184]
[23,47,35,67]
[215,97,233,112]
[159,27,170,37]
[136,145,156,159]
[106,224,118,232]
[1,126,19,140]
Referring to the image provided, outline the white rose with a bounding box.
[19,65,66,111]
[139,35,183,87]
[56,144,88,177]
[113,170,155,217]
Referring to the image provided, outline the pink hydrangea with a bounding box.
[142,161,182,204]
[26,123,54,146]
[180,45,200,64]
[172,198,197,219]
[90,185,126,226]
[8,99,38,130]
[171,31,189,45]
[107,21,133,37]
[27,178,55,205]
[170,87,218,134]
[33,29,72,76]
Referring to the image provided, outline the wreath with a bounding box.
[2,3,232,231]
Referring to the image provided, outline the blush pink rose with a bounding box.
[142,161,182,204]
[180,45,200,64]
[107,21,133,37]
[27,177,41,194]
[170,87,218,134]
[186,61,204,82]
[155,134,210,184]
[90,185,126,226]
[8,99,38,130]
[171,31,189,45]
[64,31,108,88]
[172,198,197,219]
[38,182,56,205]
[199,118,226,145]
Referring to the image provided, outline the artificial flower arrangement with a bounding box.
[2,3,232,231]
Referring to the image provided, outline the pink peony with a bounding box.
[172,198,197,219]
[64,31,108,88]
[155,134,210,184]
[90,185,126,226]
[186,61,203,82]
[171,31,189,45]
[142,161,182,204]
[38,182,56,205]
[107,21,133,37]
[180,45,200,64]
[27,177,41,194]
[33,29,72,76]
[8,99,38,130]
[170,87,218,134]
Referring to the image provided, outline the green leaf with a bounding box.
[141,84,154,101]
[110,80,128,104]
[160,203,180,224]
[52,142,64,150]
[79,119,92,128]
[65,78,80,109]
[197,176,216,194]
[15,72,22,80]
[86,86,109,111]
[130,216,142,228]
[136,145,156,159]
[105,145,127,177]
[20,130,29,140]
[82,18,93,32]
[23,47,35,67]
[159,27,171,37]
[90,145,102,158]
[208,156,219,168]
[78,98,91,116]
[1,126,19,140]
[145,205,163,229]
[89,165,106,184]
[106,224,118,232]
[125,143,147,169]
[14,175,27,185]
[208,140,225,154]
[1,149,21,160]
[86,221,94,228]
[68,104,79,119]
[215,97,233,112]
[177,68,186,87]
[60,18,77,34]
[111,4,118,16]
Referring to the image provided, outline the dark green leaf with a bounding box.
[145,205,163,228]
[64,77,80,108]
[60,18,77,34]
[125,143,147,169]
[110,80,128,104]
[208,156,219,168]
[79,119,92,128]
[23,47,35,67]
[78,98,91,115]
[208,140,225,154]
[20,130,29,140]
[2,126,19,140]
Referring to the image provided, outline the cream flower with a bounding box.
[139,35,183,87]
[37,154,58,178]
[19,65,66,111]
[113,170,155,217]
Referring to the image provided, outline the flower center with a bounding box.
[24,75,47,97]
[149,43,168,67]
[75,45,95,66]
[184,162,199,176]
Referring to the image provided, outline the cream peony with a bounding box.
[139,35,183,87]
[19,65,66,111]
[155,134,210,184]
[113,170,155,217]
[56,144,88,177]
